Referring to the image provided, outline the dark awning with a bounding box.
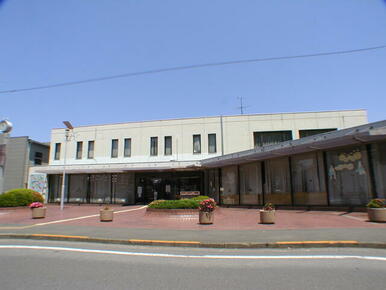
[201,120,386,168]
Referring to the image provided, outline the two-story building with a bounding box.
[31,109,372,206]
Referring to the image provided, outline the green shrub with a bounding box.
[191,195,209,202]
[0,188,44,207]
[148,196,211,209]
[367,199,385,208]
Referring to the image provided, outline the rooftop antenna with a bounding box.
[237,97,248,114]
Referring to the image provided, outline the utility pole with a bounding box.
[60,121,74,210]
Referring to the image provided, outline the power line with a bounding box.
[1,44,386,94]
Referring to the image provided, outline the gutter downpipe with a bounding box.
[220,115,224,156]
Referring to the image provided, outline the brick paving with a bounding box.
[1,204,385,231]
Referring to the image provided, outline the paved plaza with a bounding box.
[1,205,386,246]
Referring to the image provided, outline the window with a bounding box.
[76,141,83,159]
[253,131,292,147]
[299,128,337,138]
[34,152,43,165]
[164,136,172,155]
[124,138,131,157]
[291,153,327,205]
[193,134,201,154]
[150,137,158,156]
[264,157,292,205]
[35,152,43,158]
[88,141,95,159]
[208,134,216,153]
[54,143,61,160]
[111,139,118,158]
[326,146,371,205]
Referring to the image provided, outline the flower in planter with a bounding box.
[199,198,216,212]
[367,199,385,208]
[262,202,275,211]
[29,202,44,209]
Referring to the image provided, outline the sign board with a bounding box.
[28,173,48,201]
[179,191,200,199]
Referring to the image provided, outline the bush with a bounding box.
[0,188,44,207]
[148,196,210,209]
[367,199,385,208]
[191,195,210,202]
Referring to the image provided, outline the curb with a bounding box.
[1,234,386,249]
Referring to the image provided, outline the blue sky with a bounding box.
[1,0,386,141]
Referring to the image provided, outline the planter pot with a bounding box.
[260,210,275,224]
[367,208,386,222]
[31,207,46,219]
[100,209,114,222]
[199,211,214,224]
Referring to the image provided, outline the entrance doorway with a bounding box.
[135,171,203,204]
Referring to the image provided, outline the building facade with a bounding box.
[30,110,372,206]
[1,137,49,192]
[202,120,386,207]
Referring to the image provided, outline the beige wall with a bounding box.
[49,110,367,166]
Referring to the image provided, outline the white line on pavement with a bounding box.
[1,245,386,261]
[0,206,147,230]
[29,205,147,227]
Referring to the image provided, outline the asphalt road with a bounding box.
[1,239,386,290]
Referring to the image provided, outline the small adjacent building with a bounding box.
[1,136,49,192]
[30,109,380,207]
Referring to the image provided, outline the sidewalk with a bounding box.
[1,205,386,248]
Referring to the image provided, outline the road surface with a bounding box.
[1,239,385,290]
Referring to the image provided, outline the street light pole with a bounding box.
[0,120,13,195]
[60,121,73,210]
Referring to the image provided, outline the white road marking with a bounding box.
[0,206,147,230]
[340,214,366,222]
[1,245,386,261]
[340,214,380,225]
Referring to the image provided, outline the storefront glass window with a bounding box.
[221,166,239,205]
[48,174,62,202]
[326,146,371,205]
[240,162,262,205]
[207,169,220,203]
[291,153,327,205]
[264,157,291,205]
[370,142,386,199]
[112,173,135,204]
[68,174,88,202]
[90,174,111,203]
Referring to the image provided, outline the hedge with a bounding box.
[0,188,44,207]
[148,196,210,209]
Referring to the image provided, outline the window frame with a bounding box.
[87,140,95,159]
[111,139,118,158]
[54,143,61,160]
[76,141,83,159]
[253,131,293,148]
[193,134,201,154]
[208,133,217,154]
[124,138,131,157]
[150,137,158,156]
[164,136,172,156]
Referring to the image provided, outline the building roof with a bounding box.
[51,109,366,130]
[201,120,386,168]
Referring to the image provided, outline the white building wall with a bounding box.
[49,110,368,167]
